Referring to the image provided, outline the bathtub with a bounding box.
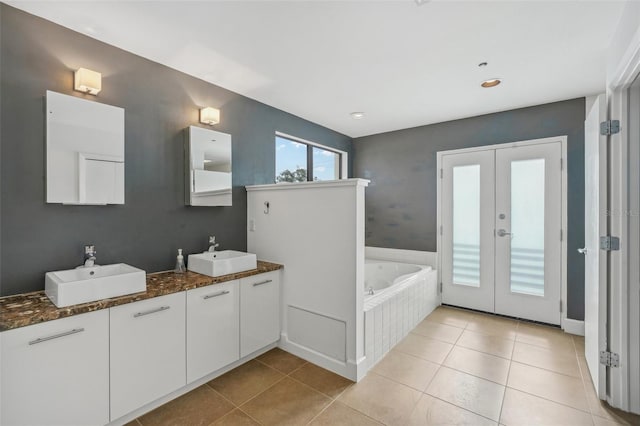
[363,259,438,372]
[364,261,431,301]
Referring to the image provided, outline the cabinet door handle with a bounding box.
[28,328,85,345]
[253,279,273,287]
[133,306,170,318]
[203,290,230,300]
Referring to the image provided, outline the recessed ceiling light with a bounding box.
[350,112,365,119]
[481,78,502,88]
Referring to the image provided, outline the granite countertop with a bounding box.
[0,260,283,332]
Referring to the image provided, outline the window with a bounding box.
[275,133,345,183]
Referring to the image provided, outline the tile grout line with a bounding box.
[367,369,436,395]
[508,357,583,380]
[285,370,346,401]
[286,361,310,377]
[235,406,265,426]
[235,374,289,411]
[201,384,266,425]
[303,400,336,425]
[421,390,503,424]
[503,382,592,415]
[496,342,515,425]
[435,363,509,388]
[408,330,461,346]
[573,337,601,423]
[455,342,513,361]
[204,383,241,408]
[387,346,445,366]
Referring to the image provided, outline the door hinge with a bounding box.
[599,350,620,367]
[440,225,443,236]
[600,236,620,251]
[559,300,563,313]
[440,168,443,179]
[560,229,563,241]
[560,158,564,171]
[439,282,443,293]
[600,120,620,136]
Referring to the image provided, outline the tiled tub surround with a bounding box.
[364,261,438,371]
[0,260,282,331]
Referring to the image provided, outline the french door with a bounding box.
[440,140,563,325]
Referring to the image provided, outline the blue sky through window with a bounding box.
[275,136,306,179]
[275,136,339,181]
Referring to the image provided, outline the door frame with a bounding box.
[607,33,640,413]
[436,136,568,328]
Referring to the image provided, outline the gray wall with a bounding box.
[0,4,352,296]
[354,98,586,320]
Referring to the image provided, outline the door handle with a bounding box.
[497,229,513,237]
[577,248,588,254]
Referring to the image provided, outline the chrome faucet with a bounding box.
[208,236,220,253]
[367,286,375,296]
[84,245,97,267]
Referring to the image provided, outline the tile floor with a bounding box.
[127,306,640,425]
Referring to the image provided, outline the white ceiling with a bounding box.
[8,1,626,138]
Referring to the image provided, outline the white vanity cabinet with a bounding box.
[186,280,240,383]
[0,310,109,426]
[109,292,186,420]
[240,271,280,357]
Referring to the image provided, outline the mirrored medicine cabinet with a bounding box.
[46,91,125,205]
[185,126,232,206]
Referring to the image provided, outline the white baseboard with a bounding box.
[278,333,361,381]
[563,318,585,336]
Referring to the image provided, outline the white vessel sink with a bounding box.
[188,250,257,277]
[45,263,146,308]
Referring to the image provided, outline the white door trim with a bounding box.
[607,36,640,412]
[436,136,568,327]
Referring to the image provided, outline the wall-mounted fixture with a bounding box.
[185,126,232,206]
[200,107,220,125]
[74,68,102,95]
[46,91,125,205]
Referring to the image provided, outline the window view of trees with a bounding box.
[275,167,307,182]
[275,135,342,183]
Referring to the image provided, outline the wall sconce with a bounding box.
[200,107,220,125]
[74,68,102,95]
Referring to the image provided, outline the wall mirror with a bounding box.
[46,91,125,205]
[185,126,232,206]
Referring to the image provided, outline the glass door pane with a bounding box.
[510,159,545,296]
[453,165,481,287]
